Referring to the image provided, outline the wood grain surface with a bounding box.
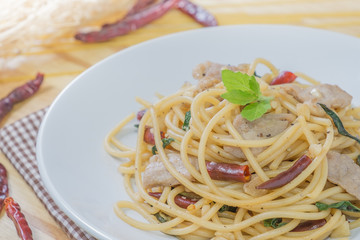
[0,0,359,239]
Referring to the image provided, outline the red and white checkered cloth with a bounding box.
[0,108,95,240]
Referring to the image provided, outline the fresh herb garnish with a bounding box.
[264,218,287,228]
[219,204,238,213]
[221,69,272,121]
[134,124,139,128]
[179,191,201,200]
[152,137,175,155]
[154,212,171,223]
[319,103,360,144]
[315,201,360,212]
[182,111,191,131]
[357,155,360,166]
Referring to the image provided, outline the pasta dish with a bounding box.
[104,58,360,240]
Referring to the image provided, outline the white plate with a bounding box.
[37,25,360,240]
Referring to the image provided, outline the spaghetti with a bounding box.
[105,58,360,240]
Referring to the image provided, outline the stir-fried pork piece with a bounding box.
[193,61,249,94]
[281,84,352,117]
[327,151,360,200]
[142,152,198,189]
[224,113,295,159]
[243,175,268,197]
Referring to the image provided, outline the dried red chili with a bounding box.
[102,0,156,28]
[0,73,44,123]
[144,126,166,145]
[137,109,147,121]
[148,191,163,199]
[0,163,9,212]
[148,191,198,209]
[256,155,312,190]
[270,71,297,85]
[176,0,217,27]
[127,0,156,17]
[4,197,33,240]
[174,195,198,208]
[75,0,180,43]
[206,161,251,183]
[291,219,326,232]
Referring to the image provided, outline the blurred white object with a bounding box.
[0,0,134,56]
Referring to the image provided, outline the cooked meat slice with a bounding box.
[232,113,295,139]
[243,175,268,197]
[142,152,198,189]
[224,113,295,159]
[281,84,352,116]
[223,146,265,160]
[193,61,249,94]
[327,151,360,200]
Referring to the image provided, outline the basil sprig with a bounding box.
[264,218,287,228]
[182,111,191,131]
[315,201,360,212]
[219,205,238,213]
[221,69,272,121]
[154,212,171,223]
[152,137,175,155]
[318,103,360,144]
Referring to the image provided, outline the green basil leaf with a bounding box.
[264,218,287,228]
[179,191,202,200]
[318,103,360,144]
[162,137,175,148]
[315,201,360,212]
[222,70,257,94]
[182,111,191,131]
[241,100,271,121]
[154,212,171,223]
[315,202,330,211]
[221,69,273,121]
[152,137,175,155]
[221,90,258,105]
[219,205,238,213]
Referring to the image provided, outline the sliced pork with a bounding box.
[193,61,249,94]
[142,152,198,189]
[281,84,352,116]
[327,151,360,200]
[224,113,296,159]
[243,175,268,197]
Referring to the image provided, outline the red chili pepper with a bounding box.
[127,0,156,17]
[148,191,163,199]
[291,219,326,232]
[144,126,166,145]
[0,163,9,212]
[137,109,147,121]
[256,155,312,190]
[174,195,198,208]
[102,0,156,28]
[75,0,180,43]
[148,192,198,208]
[206,161,251,183]
[4,197,33,240]
[176,0,217,27]
[270,71,297,85]
[0,73,44,123]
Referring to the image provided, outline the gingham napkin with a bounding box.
[0,108,96,240]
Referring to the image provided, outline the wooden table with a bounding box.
[0,0,359,239]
